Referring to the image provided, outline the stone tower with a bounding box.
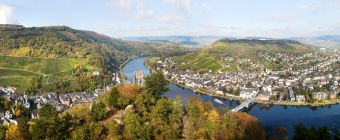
[133,70,145,86]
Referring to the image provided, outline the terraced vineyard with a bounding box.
[0,55,90,92]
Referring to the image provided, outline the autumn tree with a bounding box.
[118,84,140,100]
[150,97,183,139]
[144,72,168,99]
[107,87,119,108]
[5,124,23,140]
[90,101,107,121]
[123,110,151,139]
[0,125,7,140]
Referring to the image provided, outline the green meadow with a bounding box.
[0,55,88,93]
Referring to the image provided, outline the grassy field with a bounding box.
[0,55,90,93]
[0,55,87,74]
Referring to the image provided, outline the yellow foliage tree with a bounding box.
[5,124,24,140]
[117,84,140,99]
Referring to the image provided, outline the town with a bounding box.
[149,48,340,105]
[0,73,122,126]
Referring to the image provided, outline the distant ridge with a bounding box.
[0,24,24,30]
[291,35,340,48]
[216,38,302,46]
[124,36,223,46]
[171,38,312,72]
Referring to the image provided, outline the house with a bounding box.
[0,119,9,126]
[59,95,71,106]
[215,90,224,95]
[239,88,257,99]
[0,87,16,95]
[296,95,306,103]
[312,92,328,101]
[329,92,337,100]
[257,93,270,101]
[262,85,272,96]
[288,87,296,102]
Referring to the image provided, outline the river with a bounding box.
[123,57,340,138]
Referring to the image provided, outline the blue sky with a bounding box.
[1,0,340,38]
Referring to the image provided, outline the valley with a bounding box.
[147,39,340,106]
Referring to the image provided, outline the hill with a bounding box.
[124,36,223,46]
[173,38,313,72]
[0,25,187,93]
[292,35,340,48]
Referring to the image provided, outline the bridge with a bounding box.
[230,95,257,112]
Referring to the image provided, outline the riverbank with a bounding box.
[144,58,340,107]
[119,54,158,83]
[119,56,140,83]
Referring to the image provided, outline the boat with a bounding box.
[214,99,223,104]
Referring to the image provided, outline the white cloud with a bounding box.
[297,0,340,13]
[201,3,210,12]
[163,0,191,13]
[138,9,154,19]
[108,0,154,19]
[109,0,132,8]
[0,4,17,24]
[268,12,297,23]
[159,15,184,23]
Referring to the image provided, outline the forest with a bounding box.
[1,72,336,140]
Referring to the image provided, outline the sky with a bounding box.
[0,0,340,38]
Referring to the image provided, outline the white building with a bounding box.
[240,88,257,99]
[312,92,328,101]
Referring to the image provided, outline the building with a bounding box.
[329,92,337,100]
[312,92,328,101]
[59,95,71,106]
[240,88,257,99]
[257,93,270,101]
[296,95,306,103]
[133,70,145,86]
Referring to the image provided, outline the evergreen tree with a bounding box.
[90,101,107,121]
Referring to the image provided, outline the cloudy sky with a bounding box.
[1,0,340,38]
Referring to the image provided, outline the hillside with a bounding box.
[0,25,187,93]
[173,38,313,72]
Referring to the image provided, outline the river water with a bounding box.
[123,57,340,138]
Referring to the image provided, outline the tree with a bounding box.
[150,98,183,139]
[124,110,151,139]
[26,76,43,95]
[144,72,168,99]
[90,101,107,121]
[118,84,140,99]
[5,124,22,140]
[17,118,30,139]
[0,97,11,111]
[14,105,31,119]
[0,125,8,140]
[71,126,89,140]
[107,87,120,108]
[134,91,157,114]
[38,104,58,119]
[89,122,104,139]
[107,121,123,139]
[117,96,131,109]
